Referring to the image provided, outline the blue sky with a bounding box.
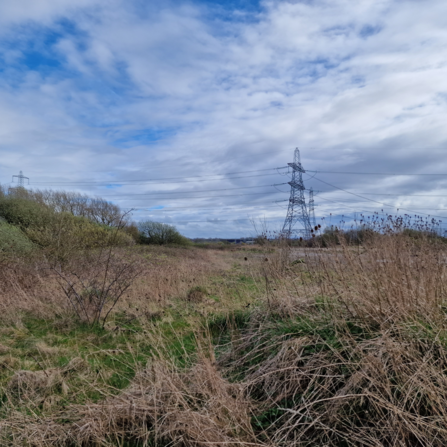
[1,0,447,237]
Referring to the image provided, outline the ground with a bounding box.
[1,237,447,446]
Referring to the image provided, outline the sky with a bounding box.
[1,0,447,238]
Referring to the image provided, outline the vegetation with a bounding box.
[3,186,125,227]
[2,190,447,446]
[0,193,134,259]
[0,219,35,256]
[0,195,54,231]
[138,220,191,246]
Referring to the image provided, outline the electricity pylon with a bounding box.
[12,171,29,187]
[282,148,313,238]
[309,187,316,228]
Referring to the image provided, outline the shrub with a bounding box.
[254,235,268,245]
[0,197,53,230]
[0,195,134,262]
[138,221,191,246]
[0,219,35,256]
[26,213,134,261]
[123,221,140,242]
[7,188,126,228]
[52,249,141,326]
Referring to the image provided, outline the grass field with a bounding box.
[1,232,447,446]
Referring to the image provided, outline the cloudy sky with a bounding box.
[1,0,447,237]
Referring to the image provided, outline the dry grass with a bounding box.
[0,245,237,324]
[0,256,62,322]
[72,348,258,446]
[232,231,447,446]
[3,234,447,446]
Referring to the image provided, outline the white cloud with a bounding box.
[1,0,447,236]
[0,0,106,26]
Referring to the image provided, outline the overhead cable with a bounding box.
[28,168,288,185]
[153,217,285,224]
[307,170,447,176]
[312,176,447,219]
[92,182,289,198]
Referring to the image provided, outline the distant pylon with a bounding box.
[282,148,312,238]
[309,187,316,228]
[12,170,29,187]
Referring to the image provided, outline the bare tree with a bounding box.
[52,210,141,326]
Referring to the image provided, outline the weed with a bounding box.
[187,285,208,303]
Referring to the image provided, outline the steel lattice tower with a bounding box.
[282,149,312,238]
[309,187,316,228]
[12,171,29,187]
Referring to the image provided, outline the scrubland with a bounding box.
[2,190,447,446]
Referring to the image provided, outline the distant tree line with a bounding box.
[0,185,191,259]
[2,186,124,227]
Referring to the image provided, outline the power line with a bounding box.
[28,172,278,185]
[103,187,447,203]
[112,192,287,201]
[155,217,286,224]
[91,182,289,198]
[316,195,375,213]
[314,191,447,210]
[311,176,447,219]
[316,199,447,212]
[314,196,417,216]
[17,167,288,175]
[135,204,284,211]
[330,192,447,198]
[28,168,288,185]
[307,170,447,176]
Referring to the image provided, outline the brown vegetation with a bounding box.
[0,245,234,323]
[2,221,447,446]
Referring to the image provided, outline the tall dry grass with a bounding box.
[313,231,447,326]
[0,256,62,322]
[0,245,230,323]
[3,229,447,446]
[231,228,447,446]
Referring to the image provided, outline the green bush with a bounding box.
[26,213,134,251]
[0,197,53,230]
[123,222,141,242]
[0,219,35,256]
[0,196,134,261]
[138,221,191,246]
